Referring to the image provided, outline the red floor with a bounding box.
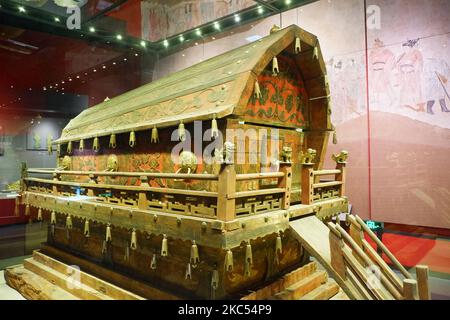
[366,232,450,275]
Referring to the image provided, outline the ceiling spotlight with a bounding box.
[285,0,292,4]
[113,62,117,65]
[76,75,80,79]
[195,28,202,36]
[54,17,60,22]
[213,22,220,30]
[234,14,241,22]
[89,27,95,33]
[18,6,25,13]
[102,65,106,69]
[43,87,47,91]
[179,35,184,42]
[163,39,169,47]
[257,6,264,14]
[93,69,97,72]
[140,40,146,47]
[116,34,123,40]
[61,81,65,84]
[134,53,138,57]
[123,58,127,61]
[69,78,72,81]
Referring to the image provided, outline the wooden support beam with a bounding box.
[217,163,236,221]
[416,265,431,300]
[278,163,292,210]
[301,163,314,205]
[403,279,418,300]
[335,162,346,196]
[327,223,346,280]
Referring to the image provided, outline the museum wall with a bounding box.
[152,0,450,229]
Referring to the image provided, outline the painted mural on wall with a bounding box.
[141,0,255,41]
[327,36,450,129]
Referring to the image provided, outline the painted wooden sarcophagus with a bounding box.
[17,25,349,299]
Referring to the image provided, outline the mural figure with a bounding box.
[397,39,425,113]
[424,58,450,114]
[369,38,396,110]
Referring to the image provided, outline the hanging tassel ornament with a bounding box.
[66,215,73,230]
[211,115,219,139]
[106,224,112,242]
[109,133,117,148]
[130,228,137,250]
[151,126,159,144]
[178,121,186,142]
[276,232,283,256]
[332,124,338,145]
[272,56,279,76]
[50,211,56,225]
[254,80,261,100]
[67,141,73,154]
[190,240,200,268]
[93,137,99,152]
[225,249,234,272]
[84,220,90,237]
[295,37,301,54]
[37,208,43,221]
[79,139,84,151]
[244,242,253,277]
[161,234,168,256]
[25,204,30,216]
[313,45,319,60]
[150,252,157,270]
[211,266,219,291]
[129,131,136,148]
[185,263,192,280]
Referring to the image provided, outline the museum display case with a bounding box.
[0,0,449,302]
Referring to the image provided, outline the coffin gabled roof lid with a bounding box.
[56,25,325,144]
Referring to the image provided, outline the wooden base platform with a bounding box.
[4,249,348,300]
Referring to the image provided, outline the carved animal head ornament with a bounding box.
[58,156,72,171]
[280,146,292,163]
[300,148,316,165]
[332,150,349,164]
